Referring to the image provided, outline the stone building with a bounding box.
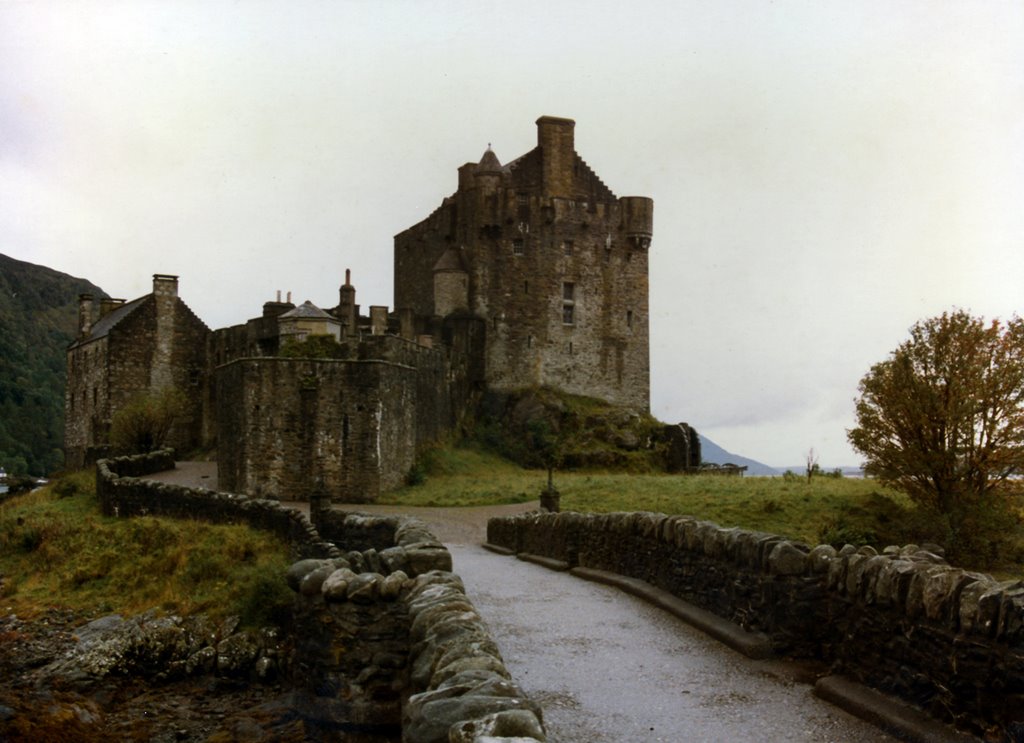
[394,116,652,411]
[65,275,210,469]
[67,116,677,499]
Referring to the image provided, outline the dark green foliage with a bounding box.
[473,387,667,471]
[0,254,106,476]
[278,334,347,359]
[108,388,187,455]
[238,572,294,629]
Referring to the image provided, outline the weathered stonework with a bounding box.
[65,276,209,469]
[395,116,652,411]
[67,116,668,501]
[487,511,1024,740]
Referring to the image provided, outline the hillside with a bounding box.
[698,434,780,476]
[0,254,105,475]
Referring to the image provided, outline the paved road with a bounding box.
[451,545,894,743]
[150,464,893,741]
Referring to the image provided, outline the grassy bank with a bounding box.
[0,471,292,624]
[387,444,1024,575]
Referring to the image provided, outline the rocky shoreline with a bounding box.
[0,608,320,742]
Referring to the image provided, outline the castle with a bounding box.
[66,116,668,501]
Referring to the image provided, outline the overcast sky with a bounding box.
[3,1,1022,467]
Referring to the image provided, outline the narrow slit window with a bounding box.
[562,281,576,325]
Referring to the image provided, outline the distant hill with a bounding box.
[697,434,781,476]
[0,254,106,475]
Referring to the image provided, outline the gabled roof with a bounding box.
[279,300,333,319]
[69,295,149,348]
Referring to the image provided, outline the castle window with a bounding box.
[517,193,529,207]
[562,282,576,325]
[568,341,574,354]
[562,240,574,256]
[513,238,524,255]
[524,280,529,294]
[627,310,633,329]
[527,335,533,349]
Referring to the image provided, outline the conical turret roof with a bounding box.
[433,246,467,273]
[477,146,502,173]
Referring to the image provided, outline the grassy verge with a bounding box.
[0,471,293,625]
[388,444,1024,576]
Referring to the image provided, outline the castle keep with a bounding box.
[66,117,662,500]
[395,116,652,410]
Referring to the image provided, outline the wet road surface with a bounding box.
[450,545,895,742]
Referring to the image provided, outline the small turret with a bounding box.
[620,196,653,249]
[432,247,469,317]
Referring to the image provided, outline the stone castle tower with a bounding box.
[394,116,652,411]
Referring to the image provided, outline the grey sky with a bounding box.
[3,1,1022,467]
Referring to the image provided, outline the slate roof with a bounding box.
[69,295,149,348]
[279,300,333,319]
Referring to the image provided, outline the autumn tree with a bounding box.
[848,310,1024,561]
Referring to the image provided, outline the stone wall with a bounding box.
[215,326,482,504]
[486,511,1024,740]
[96,451,340,560]
[216,358,419,503]
[95,451,545,741]
[286,547,545,743]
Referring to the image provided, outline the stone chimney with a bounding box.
[152,274,179,298]
[99,298,126,319]
[537,116,575,197]
[78,294,94,339]
[339,269,357,336]
[370,306,388,336]
[150,274,178,390]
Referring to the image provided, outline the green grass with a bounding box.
[0,471,293,625]
[387,444,1024,575]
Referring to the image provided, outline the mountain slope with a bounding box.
[698,434,780,476]
[0,254,106,475]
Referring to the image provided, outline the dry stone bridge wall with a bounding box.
[486,510,1024,741]
[96,451,547,742]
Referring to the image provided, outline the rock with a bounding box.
[286,559,332,591]
[449,709,546,742]
[346,573,381,603]
[403,692,541,743]
[807,544,836,574]
[216,631,262,677]
[767,541,808,576]
[322,567,359,601]
[380,570,409,599]
[185,646,217,675]
[299,565,335,597]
